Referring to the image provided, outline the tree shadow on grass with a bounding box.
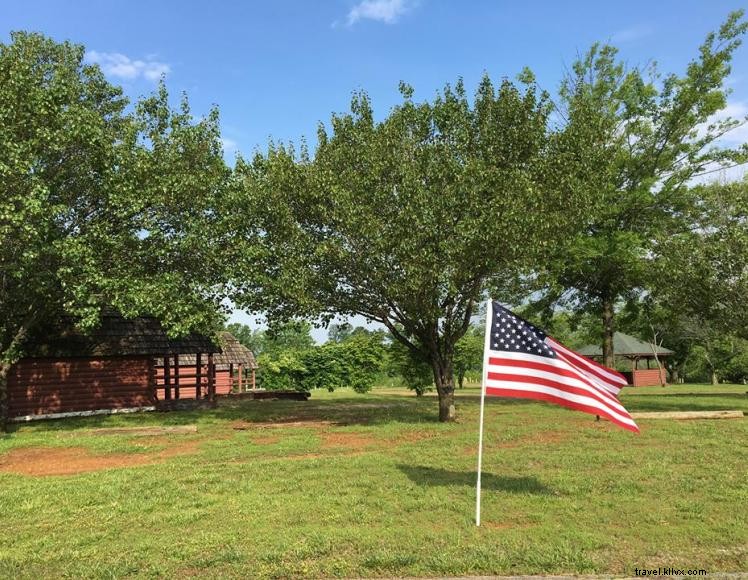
[5,394,442,434]
[625,392,747,398]
[398,464,553,495]
[622,394,748,413]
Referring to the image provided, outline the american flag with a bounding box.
[483,301,639,433]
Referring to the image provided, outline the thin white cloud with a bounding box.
[688,101,748,185]
[346,0,410,26]
[221,137,238,153]
[689,162,747,185]
[694,100,748,145]
[85,51,170,81]
[611,25,653,44]
[715,101,748,145]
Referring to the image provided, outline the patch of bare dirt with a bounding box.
[321,432,378,449]
[0,439,202,477]
[86,425,198,436]
[232,419,336,430]
[483,519,533,530]
[275,450,367,461]
[393,430,438,444]
[252,435,281,445]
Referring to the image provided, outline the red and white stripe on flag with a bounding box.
[547,337,628,396]
[483,302,639,433]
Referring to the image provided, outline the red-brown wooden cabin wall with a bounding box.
[154,366,232,399]
[8,357,153,418]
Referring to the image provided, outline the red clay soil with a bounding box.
[252,435,281,445]
[0,438,201,477]
[320,432,378,449]
[233,419,336,430]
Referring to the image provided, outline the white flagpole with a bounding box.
[476,299,493,527]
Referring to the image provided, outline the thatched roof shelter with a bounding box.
[156,332,256,370]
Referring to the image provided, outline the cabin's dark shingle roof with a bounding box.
[25,313,220,358]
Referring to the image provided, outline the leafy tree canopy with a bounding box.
[232,73,599,420]
[530,11,747,365]
[655,178,748,338]
[0,32,230,426]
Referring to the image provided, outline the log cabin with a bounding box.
[7,312,221,421]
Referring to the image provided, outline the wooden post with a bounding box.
[164,353,171,400]
[195,352,202,400]
[174,354,180,400]
[237,364,243,393]
[148,359,157,403]
[229,362,235,393]
[251,368,256,390]
[208,353,216,401]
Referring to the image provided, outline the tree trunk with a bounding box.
[458,369,465,389]
[0,364,10,432]
[677,361,686,384]
[670,365,680,385]
[602,297,615,369]
[711,370,719,385]
[432,357,456,422]
[1,310,39,431]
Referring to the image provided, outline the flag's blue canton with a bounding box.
[491,302,556,358]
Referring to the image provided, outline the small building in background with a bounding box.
[8,312,220,421]
[154,332,258,398]
[578,332,674,387]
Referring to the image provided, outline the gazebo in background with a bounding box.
[155,332,258,399]
[578,332,674,387]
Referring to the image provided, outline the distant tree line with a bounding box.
[225,321,487,394]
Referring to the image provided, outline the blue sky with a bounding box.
[4,0,748,338]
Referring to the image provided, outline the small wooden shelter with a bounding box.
[8,313,220,421]
[154,332,258,398]
[578,332,674,386]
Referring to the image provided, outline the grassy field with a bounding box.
[1,384,746,578]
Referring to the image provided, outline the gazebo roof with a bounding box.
[578,332,674,358]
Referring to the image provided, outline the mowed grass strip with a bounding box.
[0,385,746,578]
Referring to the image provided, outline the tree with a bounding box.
[617,299,696,384]
[256,331,385,392]
[232,74,598,421]
[263,320,315,355]
[224,322,265,354]
[655,178,748,339]
[328,322,354,343]
[453,326,484,388]
[300,333,385,393]
[387,338,434,396]
[0,33,230,427]
[256,351,307,391]
[686,334,747,384]
[534,12,748,367]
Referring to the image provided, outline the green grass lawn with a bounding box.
[1,384,746,578]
